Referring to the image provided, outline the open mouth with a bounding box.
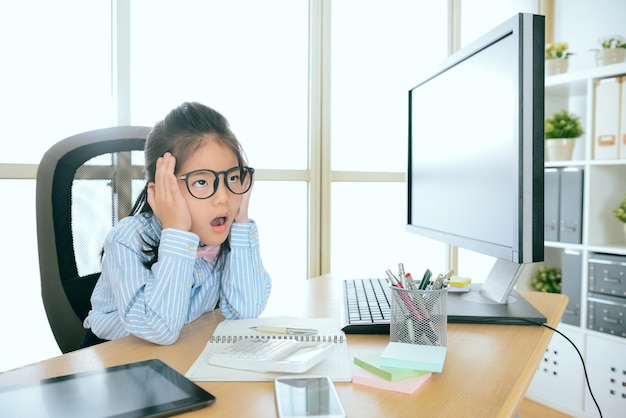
[210,216,227,227]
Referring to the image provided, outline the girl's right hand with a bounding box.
[147,152,192,231]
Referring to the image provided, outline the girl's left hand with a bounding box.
[235,175,253,223]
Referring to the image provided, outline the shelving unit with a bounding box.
[525,62,626,418]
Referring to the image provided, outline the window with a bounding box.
[127,0,310,283]
[0,0,112,371]
[460,0,539,47]
[0,0,112,164]
[329,1,449,278]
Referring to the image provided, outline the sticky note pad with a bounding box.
[352,368,432,394]
[449,276,471,288]
[353,354,429,381]
[379,342,446,373]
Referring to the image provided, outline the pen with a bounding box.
[250,326,318,336]
[398,263,406,286]
[385,269,400,286]
[442,269,454,287]
[404,272,417,290]
[419,269,432,290]
[386,269,424,321]
[433,270,454,290]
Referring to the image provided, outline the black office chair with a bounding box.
[36,126,151,353]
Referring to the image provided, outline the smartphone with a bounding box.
[274,375,346,418]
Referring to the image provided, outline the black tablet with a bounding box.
[0,359,216,418]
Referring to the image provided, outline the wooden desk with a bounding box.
[0,275,566,418]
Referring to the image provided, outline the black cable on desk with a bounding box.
[522,319,603,418]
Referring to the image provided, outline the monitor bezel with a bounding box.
[407,12,544,265]
[406,13,546,323]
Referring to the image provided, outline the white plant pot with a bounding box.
[595,48,626,66]
[545,59,569,76]
[545,138,576,161]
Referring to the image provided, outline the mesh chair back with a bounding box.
[36,126,150,353]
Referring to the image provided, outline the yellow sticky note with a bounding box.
[449,276,471,288]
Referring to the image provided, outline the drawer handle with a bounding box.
[560,222,578,232]
[602,315,623,325]
[602,275,624,284]
[565,308,579,315]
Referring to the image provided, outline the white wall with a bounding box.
[554,0,626,72]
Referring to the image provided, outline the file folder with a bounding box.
[594,77,620,160]
[559,168,583,244]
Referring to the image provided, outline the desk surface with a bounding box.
[0,275,566,418]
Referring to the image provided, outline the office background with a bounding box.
[0,0,622,395]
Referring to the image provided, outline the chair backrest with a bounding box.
[36,126,150,353]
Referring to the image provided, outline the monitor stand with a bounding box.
[447,259,547,325]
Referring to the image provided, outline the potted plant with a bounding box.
[531,266,562,294]
[544,109,584,161]
[613,192,626,241]
[595,35,626,66]
[545,42,574,75]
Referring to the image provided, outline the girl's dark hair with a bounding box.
[130,102,246,269]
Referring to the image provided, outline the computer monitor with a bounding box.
[407,13,546,324]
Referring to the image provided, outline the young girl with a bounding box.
[82,102,272,347]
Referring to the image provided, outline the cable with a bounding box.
[539,322,603,418]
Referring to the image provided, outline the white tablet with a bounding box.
[0,359,216,418]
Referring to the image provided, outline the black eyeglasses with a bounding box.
[179,166,254,199]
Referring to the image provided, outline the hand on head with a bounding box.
[235,175,253,224]
[147,152,192,231]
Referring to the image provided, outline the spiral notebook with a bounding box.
[185,316,352,382]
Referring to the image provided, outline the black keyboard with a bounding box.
[340,278,549,331]
[341,278,391,334]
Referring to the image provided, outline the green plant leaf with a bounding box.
[545,109,584,139]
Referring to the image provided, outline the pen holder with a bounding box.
[389,287,447,347]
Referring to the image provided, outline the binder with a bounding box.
[593,77,620,160]
[559,168,584,244]
[544,168,561,242]
[619,76,626,159]
[561,250,582,326]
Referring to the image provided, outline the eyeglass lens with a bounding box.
[185,167,253,199]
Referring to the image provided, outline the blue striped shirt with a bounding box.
[83,213,271,345]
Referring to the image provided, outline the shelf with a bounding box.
[540,58,626,340]
[544,241,583,251]
[587,244,626,256]
[544,160,585,168]
[545,61,626,90]
[529,9,626,416]
[588,159,626,166]
[546,159,626,168]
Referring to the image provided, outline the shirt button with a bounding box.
[187,244,195,253]
[251,232,258,241]
[185,283,191,290]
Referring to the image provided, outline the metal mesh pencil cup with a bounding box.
[389,286,447,347]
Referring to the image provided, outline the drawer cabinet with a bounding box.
[589,253,626,297]
[588,294,626,338]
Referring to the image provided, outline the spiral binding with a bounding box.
[209,334,345,343]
